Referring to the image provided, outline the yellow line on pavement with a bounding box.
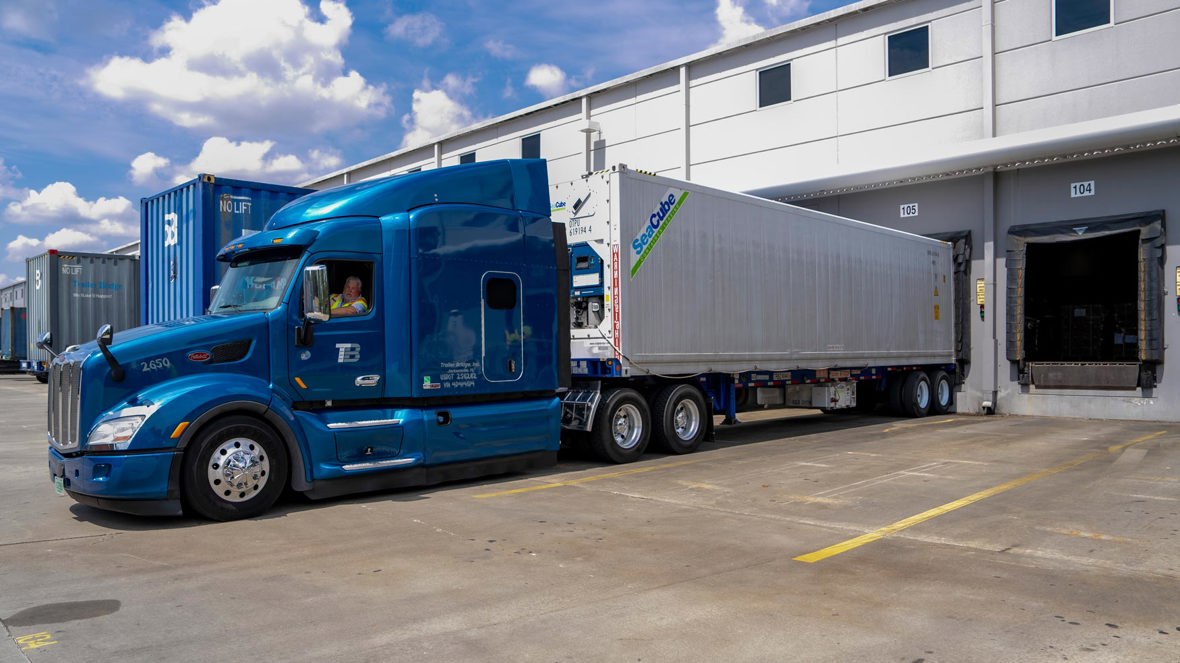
[882,418,958,433]
[793,430,1166,563]
[474,457,707,498]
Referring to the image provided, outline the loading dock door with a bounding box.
[1006,211,1165,389]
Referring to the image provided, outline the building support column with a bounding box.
[681,65,691,181]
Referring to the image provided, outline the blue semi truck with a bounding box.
[45,160,956,520]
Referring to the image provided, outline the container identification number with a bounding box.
[139,357,173,372]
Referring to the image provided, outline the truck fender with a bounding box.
[127,374,312,492]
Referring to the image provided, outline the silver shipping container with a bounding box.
[26,252,139,369]
[550,165,954,375]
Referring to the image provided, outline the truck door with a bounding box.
[288,258,385,401]
[481,271,524,382]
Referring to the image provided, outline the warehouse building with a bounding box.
[305,0,1180,422]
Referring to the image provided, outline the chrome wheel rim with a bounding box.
[207,437,269,503]
[612,404,643,450]
[673,398,701,441]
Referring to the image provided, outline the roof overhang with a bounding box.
[750,104,1180,202]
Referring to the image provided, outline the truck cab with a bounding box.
[46,160,567,520]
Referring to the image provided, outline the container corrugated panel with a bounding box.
[551,166,955,375]
[1,308,26,360]
[26,252,139,366]
[140,174,312,324]
[10,308,26,359]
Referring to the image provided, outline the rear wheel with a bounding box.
[651,384,707,454]
[35,373,48,384]
[589,389,650,463]
[929,370,953,415]
[182,415,288,521]
[901,371,932,418]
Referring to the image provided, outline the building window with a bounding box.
[758,63,792,108]
[521,134,541,159]
[406,167,421,173]
[887,25,930,78]
[1054,0,1111,37]
[459,152,475,164]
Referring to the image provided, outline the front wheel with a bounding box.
[651,384,707,454]
[181,415,288,521]
[589,388,651,463]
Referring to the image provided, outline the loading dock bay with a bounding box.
[1,375,1177,662]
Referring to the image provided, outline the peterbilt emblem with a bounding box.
[187,351,212,362]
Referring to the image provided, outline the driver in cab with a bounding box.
[330,276,368,317]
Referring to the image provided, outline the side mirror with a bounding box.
[296,265,331,347]
[302,265,331,322]
[35,331,52,352]
[95,324,125,382]
[208,285,220,313]
[96,324,114,347]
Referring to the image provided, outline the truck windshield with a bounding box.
[210,249,301,313]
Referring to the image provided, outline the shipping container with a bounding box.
[140,174,312,324]
[550,165,955,375]
[24,251,139,375]
[1,307,27,360]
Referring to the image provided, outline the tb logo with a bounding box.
[164,213,179,247]
[336,343,361,363]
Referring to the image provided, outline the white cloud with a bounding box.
[385,12,445,47]
[131,137,341,187]
[130,152,170,185]
[5,182,136,229]
[714,0,766,46]
[484,39,519,59]
[5,235,42,262]
[525,64,568,98]
[501,77,516,99]
[2,181,139,261]
[399,74,481,149]
[88,0,390,136]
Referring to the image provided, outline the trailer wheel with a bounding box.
[589,388,651,463]
[929,370,953,415]
[901,372,932,418]
[181,415,288,521]
[651,384,707,454]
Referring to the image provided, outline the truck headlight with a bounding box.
[88,416,145,451]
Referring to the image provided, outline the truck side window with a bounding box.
[321,260,375,318]
[486,277,517,310]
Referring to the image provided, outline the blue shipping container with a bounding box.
[1,307,26,360]
[140,174,312,324]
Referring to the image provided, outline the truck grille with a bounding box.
[48,360,83,452]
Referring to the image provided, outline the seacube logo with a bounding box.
[629,187,689,279]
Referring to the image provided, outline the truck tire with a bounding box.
[35,373,48,384]
[901,371,932,418]
[855,380,879,413]
[651,384,707,454]
[589,388,651,463]
[181,415,288,521]
[929,370,953,415]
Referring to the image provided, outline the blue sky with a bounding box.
[0,0,857,284]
